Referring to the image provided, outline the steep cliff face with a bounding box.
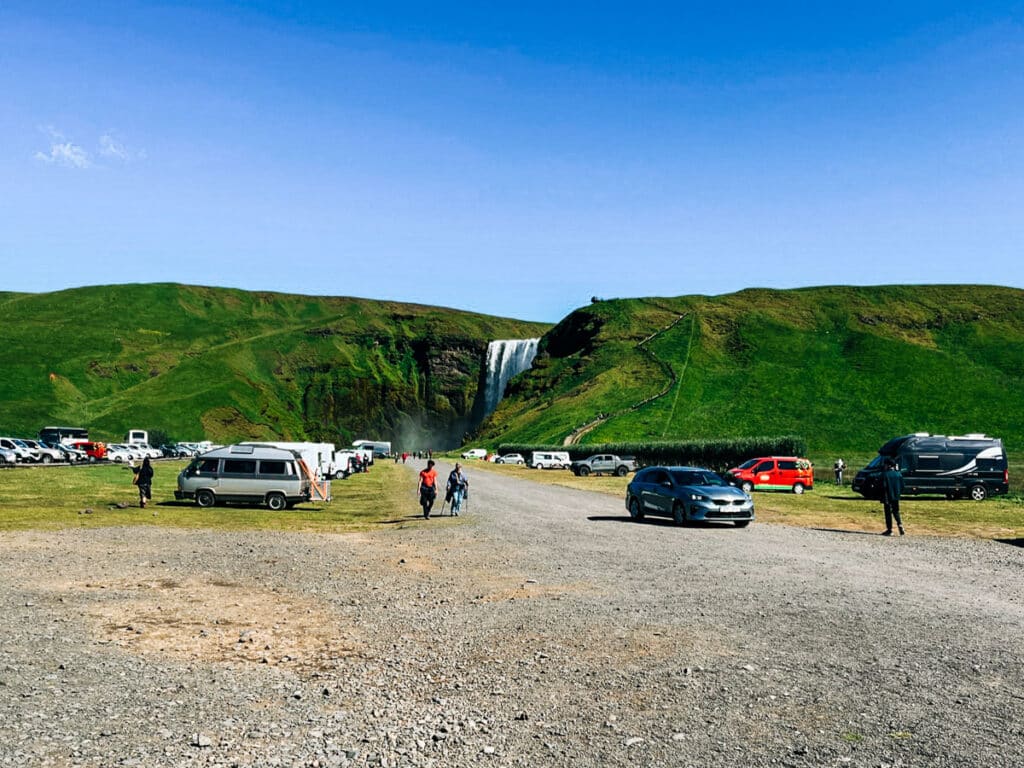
[297,335,489,448]
[0,284,550,447]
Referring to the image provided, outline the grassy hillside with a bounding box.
[0,284,548,447]
[477,285,1024,454]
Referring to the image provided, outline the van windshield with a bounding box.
[866,455,884,469]
[737,459,758,470]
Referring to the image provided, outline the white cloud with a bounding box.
[99,133,130,160]
[33,127,146,168]
[34,140,92,169]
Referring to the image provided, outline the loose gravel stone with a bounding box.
[0,462,1021,767]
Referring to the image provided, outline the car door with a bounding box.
[753,459,775,488]
[641,469,673,514]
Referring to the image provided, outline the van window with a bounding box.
[754,460,773,473]
[778,460,798,470]
[196,458,220,474]
[223,459,257,475]
[939,453,966,471]
[258,460,289,476]
[915,455,941,471]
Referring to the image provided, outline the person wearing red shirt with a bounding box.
[418,459,438,519]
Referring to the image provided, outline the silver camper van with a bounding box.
[175,444,312,510]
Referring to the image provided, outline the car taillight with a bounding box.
[1004,469,1009,483]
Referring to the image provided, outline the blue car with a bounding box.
[625,466,754,528]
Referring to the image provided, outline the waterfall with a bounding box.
[482,339,539,415]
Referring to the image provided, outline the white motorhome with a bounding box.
[352,439,391,459]
[240,441,337,479]
[175,444,312,510]
[125,429,148,445]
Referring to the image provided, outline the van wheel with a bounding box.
[792,483,805,495]
[673,503,686,525]
[196,490,215,508]
[969,484,987,501]
[267,492,287,511]
[628,498,644,521]
[740,480,754,493]
[334,470,345,480]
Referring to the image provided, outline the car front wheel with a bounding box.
[578,466,590,477]
[735,520,750,528]
[673,503,685,526]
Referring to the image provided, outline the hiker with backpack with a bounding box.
[446,463,469,516]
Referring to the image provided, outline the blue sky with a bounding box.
[2,2,1023,321]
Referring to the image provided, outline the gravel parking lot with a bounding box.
[1,462,1022,767]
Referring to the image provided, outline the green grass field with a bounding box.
[0,460,423,532]
[479,285,1024,453]
[463,456,1024,541]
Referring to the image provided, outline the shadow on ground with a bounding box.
[810,527,884,536]
[996,538,1024,548]
[587,515,748,529]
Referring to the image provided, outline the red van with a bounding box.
[71,441,107,462]
[729,456,814,494]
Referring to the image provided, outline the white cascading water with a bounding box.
[482,339,539,415]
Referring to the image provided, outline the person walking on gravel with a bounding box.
[446,463,469,516]
[132,457,154,508]
[880,458,905,536]
[418,459,438,519]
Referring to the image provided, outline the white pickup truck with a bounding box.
[570,454,638,477]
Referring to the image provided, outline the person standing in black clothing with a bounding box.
[133,457,154,508]
[880,459,905,536]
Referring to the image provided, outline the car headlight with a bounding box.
[689,493,709,502]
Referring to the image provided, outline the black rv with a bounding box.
[852,433,1009,501]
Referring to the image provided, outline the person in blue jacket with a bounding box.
[880,458,905,536]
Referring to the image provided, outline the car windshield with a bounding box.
[670,470,726,487]
[736,459,758,470]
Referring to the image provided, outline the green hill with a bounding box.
[0,284,548,447]
[476,285,1024,453]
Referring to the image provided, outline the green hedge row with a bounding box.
[497,436,808,473]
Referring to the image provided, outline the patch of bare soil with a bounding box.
[67,577,360,670]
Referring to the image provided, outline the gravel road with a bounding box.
[1,462,1022,767]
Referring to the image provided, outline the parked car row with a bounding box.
[0,436,212,466]
[1,436,89,464]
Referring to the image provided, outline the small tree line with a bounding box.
[498,436,808,473]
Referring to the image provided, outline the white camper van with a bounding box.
[175,444,312,510]
[240,441,336,479]
[529,451,571,470]
[352,439,391,459]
